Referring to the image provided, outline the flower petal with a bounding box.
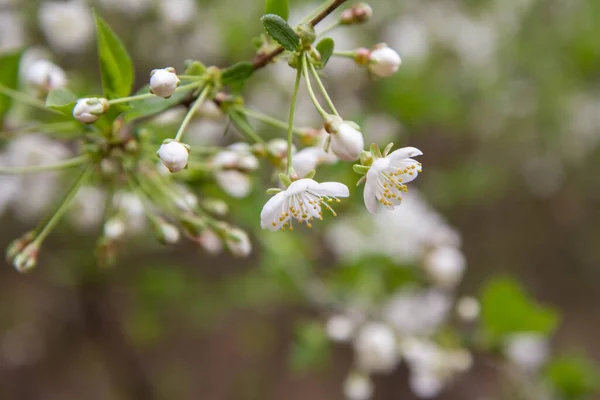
[387,147,423,163]
[315,182,350,198]
[363,170,380,214]
[260,191,289,231]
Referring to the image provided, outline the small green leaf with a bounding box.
[221,62,254,85]
[481,276,559,343]
[289,321,330,372]
[0,50,22,126]
[316,37,334,67]
[93,11,134,99]
[45,89,77,115]
[545,353,600,400]
[265,0,289,21]
[183,60,206,76]
[260,14,300,52]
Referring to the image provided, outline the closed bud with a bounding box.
[24,59,67,91]
[368,44,402,77]
[325,115,364,161]
[157,139,190,173]
[13,242,40,273]
[149,67,181,98]
[297,23,316,47]
[225,227,252,257]
[152,218,180,245]
[104,217,125,239]
[201,198,229,216]
[194,229,224,255]
[73,97,109,124]
[340,3,373,25]
[6,232,36,261]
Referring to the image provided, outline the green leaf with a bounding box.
[265,0,289,21]
[545,353,600,400]
[45,88,77,115]
[289,321,330,373]
[183,60,206,76]
[260,14,300,52]
[0,50,22,126]
[123,84,192,123]
[221,62,254,85]
[93,11,134,99]
[480,276,559,343]
[316,37,334,67]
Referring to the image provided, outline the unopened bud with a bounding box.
[104,217,125,239]
[151,218,180,244]
[24,59,67,91]
[157,139,190,173]
[368,44,402,77]
[73,97,109,124]
[6,232,36,261]
[225,227,252,257]
[149,67,181,98]
[297,23,316,47]
[340,3,373,25]
[324,115,364,161]
[13,242,40,273]
[194,229,224,255]
[201,198,229,216]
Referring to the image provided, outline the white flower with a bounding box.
[160,222,180,244]
[23,59,67,91]
[0,10,26,52]
[353,322,398,373]
[260,178,349,231]
[424,246,466,288]
[383,289,451,336]
[212,144,259,198]
[343,374,374,400]
[456,296,480,322]
[195,229,224,255]
[38,1,94,53]
[215,170,252,198]
[409,369,444,399]
[326,117,364,161]
[503,332,549,371]
[73,98,109,124]
[326,315,356,343]
[159,0,197,27]
[112,192,146,233]
[150,67,180,98]
[363,147,422,214]
[267,138,296,160]
[157,140,189,173]
[368,45,402,77]
[225,228,252,257]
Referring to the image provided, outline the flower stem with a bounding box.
[107,82,202,106]
[174,85,210,142]
[33,165,92,245]
[240,108,305,135]
[0,154,90,174]
[307,56,339,116]
[287,65,303,176]
[302,53,329,119]
[332,50,356,58]
[0,84,62,115]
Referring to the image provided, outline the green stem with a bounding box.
[0,121,77,137]
[174,85,210,141]
[287,65,303,175]
[0,84,62,115]
[107,82,202,106]
[240,108,305,135]
[318,21,341,36]
[307,56,339,116]
[0,154,89,174]
[301,53,329,119]
[332,50,356,58]
[33,165,92,245]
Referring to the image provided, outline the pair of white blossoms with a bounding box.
[260,146,423,231]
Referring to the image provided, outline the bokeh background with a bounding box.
[1,0,600,399]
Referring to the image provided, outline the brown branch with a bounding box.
[251,0,349,71]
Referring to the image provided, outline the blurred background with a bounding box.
[1,0,600,399]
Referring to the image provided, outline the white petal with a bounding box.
[387,147,423,162]
[260,191,289,231]
[315,182,350,198]
[286,178,318,195]
[389,159,421,184]
[363,170,380,214]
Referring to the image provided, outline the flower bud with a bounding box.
[152,218,180,244]
[325,116,364,161]
[149,67,181,98]
[368,44,402,77]
[201,198,229,216]
[24,59,67,91]
[73,97,109,124]
[424,246,466,288]
[343,373,373,400]
[340,3,373,25]
[225,227,252,257]
[157,139,190,173]
[456,296,480,322]
[13,242,40,273]
[353,322,398,373]
[194,229,224,255]
[104,217,125,239]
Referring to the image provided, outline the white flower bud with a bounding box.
[104,218,125,239]
[225,228,252,257]
[325,116,364,161]
[503,333,549,372]
[72,98,109,124]
[13,242,39,273]
[456,296,480,322]
[157,140,190,173]
[149,67,180,98]
[353,322,398,373]
[160,222,180,244]
[196,229,224,255]
[424,246,466,288]
[368,45,402,77]
[326,315,355,342]
[343,374,374,400]
[24,59,67,91]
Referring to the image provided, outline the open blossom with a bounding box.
[157,140,189,173]
[38,0,94,53]
[353,322,399,373]
[23,59,67,91]
[212,143,259,198]
[363,147,422,214]
[260,179,349,231]
[368,45,402,77]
